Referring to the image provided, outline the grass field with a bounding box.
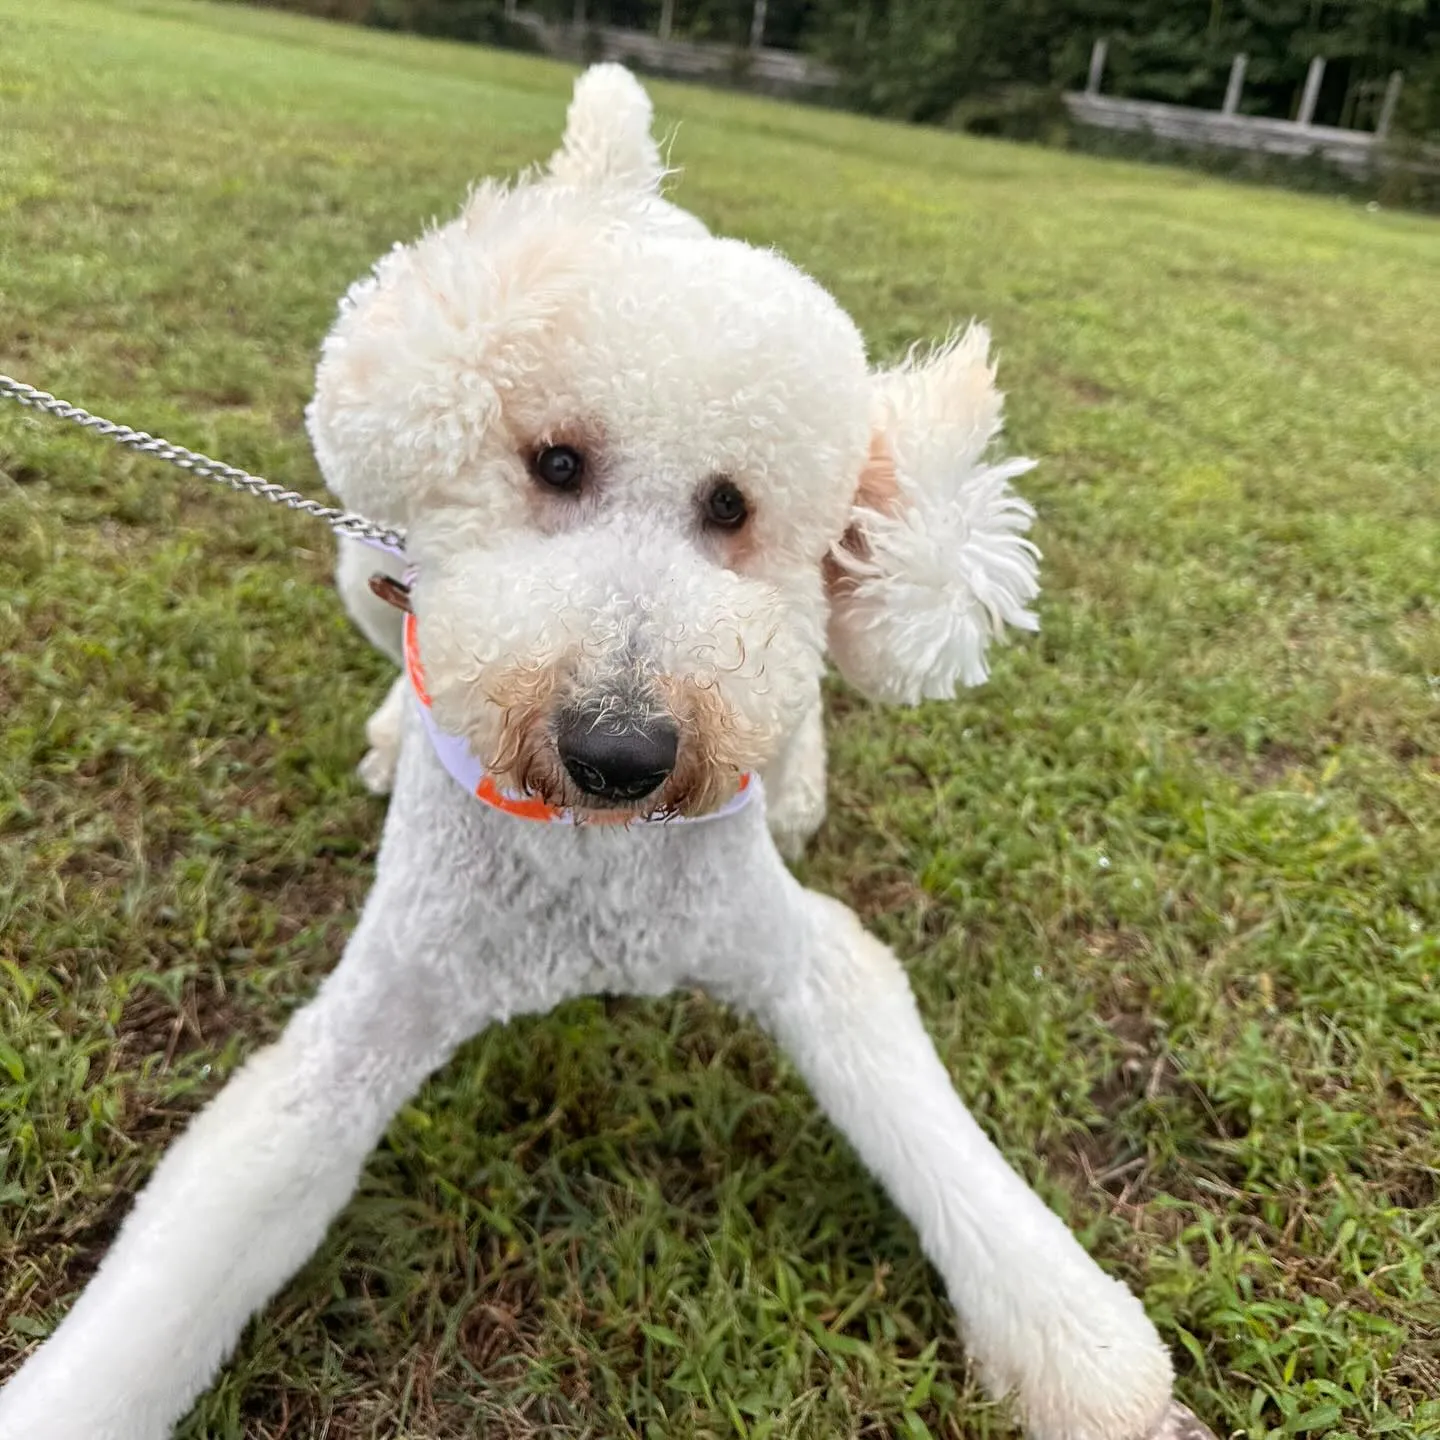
[2,2,1438,1436]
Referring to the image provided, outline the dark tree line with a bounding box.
[252,0,1440,139]
[815,0,1440,138]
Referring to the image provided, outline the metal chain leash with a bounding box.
[0,374,406,553]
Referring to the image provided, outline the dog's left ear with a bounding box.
[825,325,1040,705]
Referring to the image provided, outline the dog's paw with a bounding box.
[761,702,826,860]
[1145,1401,1218,1440]
[358,675,407,797]
[767,805,825,862]
[966,1257,1177,1440]
[357,745,397,796]
[764,762,826,859]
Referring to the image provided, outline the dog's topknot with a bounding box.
[546,62,666,194]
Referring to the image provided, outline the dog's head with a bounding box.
[308,66,1039,820]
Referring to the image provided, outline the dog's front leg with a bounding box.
[759,699,828,861]
[724,887,1195,1440]
[0,868,490,1440]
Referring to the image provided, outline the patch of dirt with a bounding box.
[1092,975,1181,1117]
[1376,1149,1440,1210]
[1390,733,1428,762]
[1060,373,1116,406]
[1082,928,1148,965]
[178,385,256,410]
[1386,1334,1440,1403]
[112,969,257,1075]
[1191,734,1307,788]
[847,867,933,925]
[456,1271,543,1376]
[1049,1124,1149,1205]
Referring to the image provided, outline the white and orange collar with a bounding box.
[402,611,757,826]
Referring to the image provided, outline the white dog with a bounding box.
[0,66,1215,1440]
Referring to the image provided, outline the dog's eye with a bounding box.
[533,444,584,492]
[704,479,748,529]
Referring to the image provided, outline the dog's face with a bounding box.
[311,69,1041,816]
[312,185,872,817]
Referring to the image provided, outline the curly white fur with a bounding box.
[827,326,1041,703]
[0,65,1208,1440]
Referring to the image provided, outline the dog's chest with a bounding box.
[481,819,765,1001]
[392,737,780,1014]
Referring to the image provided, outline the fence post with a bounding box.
[1297,55,1325,126]
[1086,38,1107,96]
[1222,53,1246,116]
[658,0,674,41]
[1376,70,1404,140]
[749,0,767,48]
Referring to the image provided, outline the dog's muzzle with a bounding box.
[556,706,678,804]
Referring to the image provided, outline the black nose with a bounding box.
[556,709,678,803]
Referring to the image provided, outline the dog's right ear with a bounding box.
[546,64,667,196]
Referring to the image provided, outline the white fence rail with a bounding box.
[1064,92,1392,173]
[1065,40,1435,176]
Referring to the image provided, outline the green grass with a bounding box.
[2,2,1438,1436]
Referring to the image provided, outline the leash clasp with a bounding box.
[369,573,412,613]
